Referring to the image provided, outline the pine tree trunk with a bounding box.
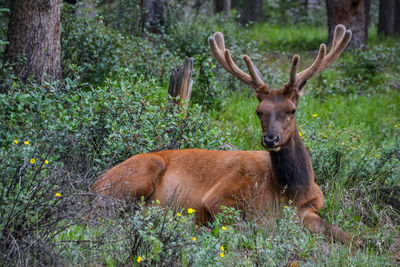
[326,0,370,49]
[394,1,400,34]
[214,0,224,13]
[378,0,395,36]
[224,0,231,16]
[141,0,166,34]
[238,0,264,24]
[4,0,62,83]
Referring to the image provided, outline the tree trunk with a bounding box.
[238,0,264,24]
[213,0,231,15]
[141,0,166,34]
[326,0,371,49]
[394,1,400,34]
[213,0,224,13]
[378,0,395,36]
[224,0,231,16]
[4,0,62,83]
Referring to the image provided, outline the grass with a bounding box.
[211,90,400,150]
[246,23,328,52]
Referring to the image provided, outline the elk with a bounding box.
[92,25,352,243]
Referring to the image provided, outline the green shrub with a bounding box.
[61,5,180,85]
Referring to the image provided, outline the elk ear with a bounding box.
[297,80,307,97]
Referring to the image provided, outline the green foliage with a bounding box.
[0,7,8,50]
[61,4,180,85]
[56,201,198,265]
[247,23,327,52]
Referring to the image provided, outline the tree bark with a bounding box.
[326,0,371,49]
[394,0,400,34]
[213,0,231,15]
[4,0,62,83]
[378,0,395,36]
[224,0,231,16]
[238,0,264,24]
[141,0,166,34]
[168,57,193,108]
[213,0,224,13]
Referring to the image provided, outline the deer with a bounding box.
[92,25,352,243]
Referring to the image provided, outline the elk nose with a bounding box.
[263,134,279,148]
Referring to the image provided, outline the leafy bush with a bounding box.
[61,5,180,85]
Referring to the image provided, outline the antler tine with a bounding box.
[294,25,351,88]
[288,55,300,87]
[295,44,326,87]
[243,55,265,89]
[209,32,268,91]
[224,49,253,85]
[209,32,234,75]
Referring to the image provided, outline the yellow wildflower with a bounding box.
[375,154,380,158]
[192,237,197,241]
[394,125,398,128]
[137,256,142,263]
[176,212,181,217]
[30,158,36,164]
[220,246,224,251]
[323,134,327,138]
[55,192,62,197]
[221,226,227,230]
[188,208,195,214]
[14,139,18,144]
[298,132,302,137]
[328,124,332,127]
[220,252,224,258]
[45,160,49,164]
[312,113,318,117]
[24,141,29,145]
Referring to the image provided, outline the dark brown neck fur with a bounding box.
[269,127,313,195]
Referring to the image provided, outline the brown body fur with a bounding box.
[92,147,350,243]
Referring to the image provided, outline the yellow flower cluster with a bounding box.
[188,208,195,214]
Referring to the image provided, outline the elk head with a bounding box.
[209,25,351,151]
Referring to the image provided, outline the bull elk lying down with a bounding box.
[92,25,353,243]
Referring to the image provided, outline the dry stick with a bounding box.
[168,56,193,108]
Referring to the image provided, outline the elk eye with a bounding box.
[290,109,296,115]
[256,111,262,117]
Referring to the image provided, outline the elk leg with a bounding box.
[92,154,166,200]
[300,207,351,244]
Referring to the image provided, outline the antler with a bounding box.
[288,24,352,90]
[209,32,269,92]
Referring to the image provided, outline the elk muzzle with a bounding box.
[262,134,279,150]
